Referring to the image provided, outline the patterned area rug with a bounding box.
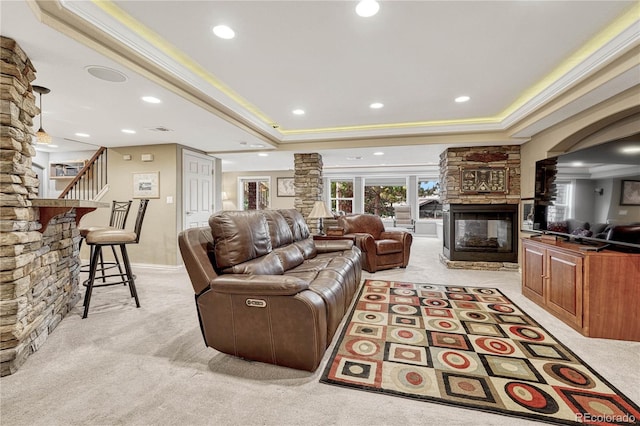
[321,280,640,425]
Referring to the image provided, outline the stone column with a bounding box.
[0,36,82,376]
[294,153,323,233]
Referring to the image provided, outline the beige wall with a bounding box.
[79,144,180,266]
[222,170,295,210]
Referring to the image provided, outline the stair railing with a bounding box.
[58,147,108,200]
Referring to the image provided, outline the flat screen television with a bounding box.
[528,135,640,251]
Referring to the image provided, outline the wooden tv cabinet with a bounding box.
[521,237,640,342]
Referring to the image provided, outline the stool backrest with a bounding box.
[132,199,150,244]
[109,200,133,229]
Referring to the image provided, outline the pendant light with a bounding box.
[32,85,51,144]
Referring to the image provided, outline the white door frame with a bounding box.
[237,176,271,210]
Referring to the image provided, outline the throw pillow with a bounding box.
[547,221,568,233]
[571,227,593,238]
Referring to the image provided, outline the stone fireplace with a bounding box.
[439,146,521,270]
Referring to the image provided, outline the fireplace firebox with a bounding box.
[443,204,518,263]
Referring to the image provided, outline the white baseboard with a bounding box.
[130,263,184,271]
[78,259,184,272]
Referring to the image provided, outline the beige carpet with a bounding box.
[1,237,638,425]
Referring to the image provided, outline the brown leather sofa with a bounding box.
[178,209,362,371]
[338,213,412,273]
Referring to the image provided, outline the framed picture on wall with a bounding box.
[132,172,160,199]
[277,177,295,197]
[620,180,640,205]
[520,198,535,232]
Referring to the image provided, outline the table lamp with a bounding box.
[308,201,333,235]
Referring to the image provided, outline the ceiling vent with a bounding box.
[146,126,174,132]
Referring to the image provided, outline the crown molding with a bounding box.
[41,1,640,145]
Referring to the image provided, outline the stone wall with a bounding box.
[294,153,323,234]
[438,145,521,271]
[439,145,521,205]
[0,36,82,376]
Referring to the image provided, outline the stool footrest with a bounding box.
[82,274,137,288]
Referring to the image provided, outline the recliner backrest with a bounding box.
[278,209,311,241]
[262,210,294,248]
[339,214,385,240]
[209,211,272,269]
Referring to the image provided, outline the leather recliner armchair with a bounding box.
[338,213,412,273]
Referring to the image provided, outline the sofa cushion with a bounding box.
[222,251,284,275]
[375,239,403,254]
[293,237,317,259]
[273,245,304,271]
[262,210,294,248]
[278,209,311,241]
[591,223,608,235]
[210,211,272,269]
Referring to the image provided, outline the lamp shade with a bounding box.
[33,85,51,145]
[36,128,52,144]
[308,201,332,219]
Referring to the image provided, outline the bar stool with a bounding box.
[79,200,132,281]
[82,199,149,318]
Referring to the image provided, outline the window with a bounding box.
[418,179,442,218]
[330,179,354,214]
[239,178,270,210]
[364,184,406,217]
[547,180,573,222]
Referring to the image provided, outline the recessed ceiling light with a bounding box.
[292,109,305,115]
[75,132,90,138]
[258,153,269,157]
[621,146,640,154]
[250,144,265,148]
[347,156,363,160]
[455,95,471,103]
[356,0,380,17]
[370,102,384,109]
[213,25,235,39]
[142,96,161,104]
[121,129,136,134]
[85,65,127,83]
[571,161,584,167]
[48,144,58,148]
[373,151,384,156]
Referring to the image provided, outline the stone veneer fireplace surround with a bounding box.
[439,146,521,270]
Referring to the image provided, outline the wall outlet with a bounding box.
[166,196,174,204]
[619,210,627,216]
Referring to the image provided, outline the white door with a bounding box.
[183,151,214,229]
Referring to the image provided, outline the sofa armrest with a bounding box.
[344,233,375,252]
[314,239,354,253]
[210,274,309,296]
[381,230,409,241]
